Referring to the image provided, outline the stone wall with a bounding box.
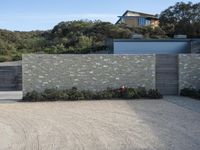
[22,54,156,95]
[179,54,200,90]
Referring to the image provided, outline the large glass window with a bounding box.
[138,18,146,26]
[146,20,151,26]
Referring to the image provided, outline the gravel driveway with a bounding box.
[0,96,200,150]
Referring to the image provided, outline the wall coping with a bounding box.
[0,61,22,66]
[114,39,200,42]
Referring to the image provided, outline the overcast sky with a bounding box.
[0,0,199,31]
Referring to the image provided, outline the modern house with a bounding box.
[116,10,159,28]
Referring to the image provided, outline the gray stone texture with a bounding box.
[22,54,156,94]
[179,54,200,90]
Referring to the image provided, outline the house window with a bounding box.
[138,18,146,26]
[121,18,125,23]
[146,20,151,26]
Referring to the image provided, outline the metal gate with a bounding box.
[156,54,178,95]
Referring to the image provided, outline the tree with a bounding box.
[0,20,134,61]
[50,21,132,52]
[121,25,166,39]
[159,2,200,37]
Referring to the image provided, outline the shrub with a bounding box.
[136,87,148,98]
[123,88,140,99]
[180,88,197,97]
[81,90,94,100]
[197,90,200,99]
[180,88,200,100]
[67,88,85,100]
[0,55,12,62]
[12,53,22,61]
[147,89,163,99]
[41,89,65,101]
[96,88,116,99]
[23,91,41,102]
[22,87,163,102]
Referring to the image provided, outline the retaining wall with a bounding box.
[22,54,156,95]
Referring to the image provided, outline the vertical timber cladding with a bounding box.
[156,54,179,95]
[22,54,156,95]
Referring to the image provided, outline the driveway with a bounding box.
[0,96,200,150]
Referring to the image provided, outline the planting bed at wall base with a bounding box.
[180,88,200,100]
[22,87,163,102]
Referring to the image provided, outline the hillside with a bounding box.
[0,21,133,62]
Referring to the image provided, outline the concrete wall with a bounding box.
[179,54,200,90]
[22,54,156,95]
[114,40,190,54]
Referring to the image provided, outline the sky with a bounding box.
[0,0,199,31]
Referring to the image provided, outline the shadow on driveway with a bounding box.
[125,96,200,150]
[164,96,200,113]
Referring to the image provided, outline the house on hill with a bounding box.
[116,10,159,28]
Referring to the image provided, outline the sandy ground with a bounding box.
[0,96,200,150]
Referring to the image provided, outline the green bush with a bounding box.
[23,91,41,102]
[42,89,62,101]
[123,88,140,99]
[180,88,200,100]
[22,87,163,102]
[81,90,94,100]
[180,88,197,97]
[12,53,22,61]
[0,55,12,62]
[137,87,148,98]
[94,88,116,99]
[147,89,163,99]
[67,87,85,100]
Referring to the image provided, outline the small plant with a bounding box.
[180,88,197,97]
[147,89,163,99]
[12,53,22,61]
[23,91,41,102]
[41,89,68,101]
[123,88,140,99]
[82,90,94,100]
[180,88,200,100]
[136,87,148,98]
[67,88,85,100]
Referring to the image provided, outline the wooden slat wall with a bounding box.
[156,54,178,95]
